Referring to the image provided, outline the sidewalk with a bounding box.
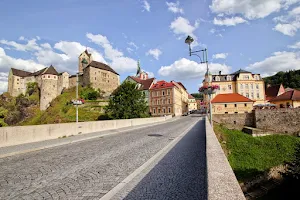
[0,116,182,158]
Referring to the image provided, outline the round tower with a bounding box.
[40,74,58,110]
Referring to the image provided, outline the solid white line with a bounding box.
[100,118,201,200]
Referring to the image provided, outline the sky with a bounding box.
[1,0,300,94]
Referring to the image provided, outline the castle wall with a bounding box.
[8,73,25,97]
[83,67,120,96]
[69,75,83,89]
[40,74,58,110]
[57,72,69,95]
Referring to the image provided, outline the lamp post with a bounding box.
[185,35,213,125]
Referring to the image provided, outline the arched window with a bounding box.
[215,76,220,81]
[226,76,231,81]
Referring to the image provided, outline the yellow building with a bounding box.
[211,93,254,114]
[269,89,300,108]
[203,69,265,105]
[188,94,197,111]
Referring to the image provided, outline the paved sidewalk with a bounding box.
[0,116,182,158]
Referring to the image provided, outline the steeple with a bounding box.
[136,60,141,76]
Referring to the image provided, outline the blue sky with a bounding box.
[1,0,300,94]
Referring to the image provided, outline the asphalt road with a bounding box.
[0,115,206,200]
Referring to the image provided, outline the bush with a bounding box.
[80,87,101,100]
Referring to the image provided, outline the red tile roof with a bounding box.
[176,82,187,90]
[270,89,300,102]
[129,76,155,90]
[265,84,284,100]
[188,94,195,99]
[211,93,254,103]
[150,80,176,89]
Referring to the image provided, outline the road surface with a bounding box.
[0,115,207,200]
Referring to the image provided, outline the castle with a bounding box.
[7,50,120,110]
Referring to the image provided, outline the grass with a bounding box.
[21,87,103,125]
[214,124,300,182]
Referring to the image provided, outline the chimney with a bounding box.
[219,71,221,75]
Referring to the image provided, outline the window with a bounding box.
[244,103,247,107]
[240,84,243,89]
[228,85,232,90]
[168,107,171,113]
[251,84,253,89]
[227,76,231,81]
[256,84,259,89]
[235,112,238,114]
[225,104,227,107]
[245,84,249,89]
[156,91,159,96]
[168,99,170,104]
[255,75,260,80]
[95,72,96,74]
[243,75,249,80]
[225,112,228,114]
[234,104,237,107]
[17,78,19,81]
[162,90,165,96]
[95,77,96,80]
[163,108,166,113]
[43,75,45,78]
[158,109,161,113]
[251,93,254,99]
[48,75,50,78]
[246,93,249,98]
[153,92,156,97]
[215,76,220,81]
[167,89,170,95]
[153,108,156,114]
[53,85,55,88]
[257,93,260,99]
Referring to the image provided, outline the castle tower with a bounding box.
[78,49,93,73]
[39,66,59,110]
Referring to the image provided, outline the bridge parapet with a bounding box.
[205,117,246,200]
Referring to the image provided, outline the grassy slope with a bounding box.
[21,87,103,125]
[214,125,300,182]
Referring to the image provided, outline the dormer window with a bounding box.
[215,76,220,81]
[226,76,231,81]
[255,75,260,80]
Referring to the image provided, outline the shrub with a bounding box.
[80,87,101,100]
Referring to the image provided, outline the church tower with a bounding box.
[136,60,148,80]
[78,49,93,73]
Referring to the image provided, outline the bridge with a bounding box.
[0,115,244,200]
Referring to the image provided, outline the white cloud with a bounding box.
[246,51,300,77]
[36,36,41,40]
[213,17,247,26]
[158,58,231,80]
[128,42,138,49]
[212,53,228,59]
[19,36,25,41]
[288,41,300,48]
[146,48,162,60]
[127,47,134,53]
[40,43,52,49]
[143,0,150,12]
[170,17,200,46]
[273,6,300,36]
[144,70,155,78]
[0,47,45,74]
[0,38,41,52]
[166,1,184,14]
[0,72,8,94]
[210,0,299,20]
[86,33,137,73]
[273,23,300,36]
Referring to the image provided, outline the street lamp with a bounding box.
[185,35,213,125]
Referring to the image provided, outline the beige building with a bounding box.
[188,94,197,111]
[7,66,69,110]
[269,89,300,108]
[211,93,254,114]
[7,50,120,110]
[203,69,265,105]
[149,80,188,116]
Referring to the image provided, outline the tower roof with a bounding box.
[11,68,32,77]
[86,61,119,75]
[231,69,251,74]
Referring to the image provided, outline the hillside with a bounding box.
[0,86,107,126]
[263,69,300,89]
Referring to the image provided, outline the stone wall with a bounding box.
[40,75,58,110]
[213,113,254,129]
[254,108,300,135]
[0,115,173,147]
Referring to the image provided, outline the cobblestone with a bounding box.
[0,116,201,199]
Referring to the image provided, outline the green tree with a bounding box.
[105,81,149,119]
[80,87,101,100]
[191,93,203,99]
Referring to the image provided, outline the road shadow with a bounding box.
[123,119,207,200]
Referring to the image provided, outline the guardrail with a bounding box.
[205,117,245,200]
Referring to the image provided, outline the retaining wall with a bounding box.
[0,115,172,147]
[205,117,245,200]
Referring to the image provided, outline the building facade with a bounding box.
[203,69,265,105]
[211,93,254,114]
[125,71,155,105]
[7,50,120,110]
[269,89,300,108]
[149,80,188,116]
[188,94,197,111]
